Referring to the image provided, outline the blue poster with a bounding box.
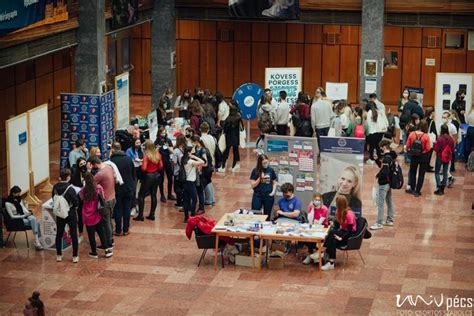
[18,131,27,145]
[0,0,47,36]
[267,139,289,152]
[60,91,115,168]
[232,83,264,120]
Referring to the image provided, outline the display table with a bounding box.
[212,213,328,271]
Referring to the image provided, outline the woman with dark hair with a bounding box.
[155,127,175,202]
[321,195,357,271]
[397,88,410,113]
[451,90,466,124]
[23,291,45,316]
[156,97,169,127]
[70,157,87,235]
[189,99,203,133]
[424,107,437,172]
[291,91,312,137]
[433,124,455,195]
[79,172,112,258]
[250,154,277,219]
[366,101,388,164]
[174,89,192,118]
[405,119,431,197]
[218,101,242,172]
[191,136,212,215]
[172,135,187,209]
[126,137,143,214]
[181,146,205,223]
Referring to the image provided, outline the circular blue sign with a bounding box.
[232,83,264,120]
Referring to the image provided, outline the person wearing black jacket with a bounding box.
[219,102,242,172]
[370,139,397,230]
[425,107,438,172]
[52,169,79,263]
[110,142,135,236]
[399,92,424,130]
[451,90,466,124]
[321,195,357,271]
[155,127,176,202]
[70,157,87,236]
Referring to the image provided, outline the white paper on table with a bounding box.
[261,227,277,234]
[278,173,294,184]
[214,225,227,230]
[312,232,327,238]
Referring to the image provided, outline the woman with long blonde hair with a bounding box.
[134,140,163,221]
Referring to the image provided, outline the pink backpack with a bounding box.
[354,120,365,138]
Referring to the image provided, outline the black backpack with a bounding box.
[258,109,273,133]
[408,132,423,157]
[176,151,187,183]
[388,159,404,189]
[399,108,412,130]
[291,109,304,130]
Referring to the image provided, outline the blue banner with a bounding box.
[267,139,289,152]
[0,0,47,36]
[319,137,365,155]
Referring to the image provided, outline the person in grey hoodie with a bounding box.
[274,91,290,135]
[311,88,334,145]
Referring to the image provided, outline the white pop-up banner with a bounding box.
[115,72,130,130]
[265,67,302,104]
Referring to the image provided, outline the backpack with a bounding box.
[258,108,273,133]
[441,144,452,164]
[353,120,365,138]
[388,159,404,189]
[408,133,423,157]
[467,151,474,172]
[399,108,411,130]
[52,185,72,219]
[177,152,187,183]
[202,114,216,136]
[291,109,304,130]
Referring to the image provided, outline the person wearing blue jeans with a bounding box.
[434,124,455,195]
[371,139,397,230]
[250,154,277,220]
[181,147,205,222]
[204,183,216,205]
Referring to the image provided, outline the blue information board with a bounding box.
[232,83,264,120]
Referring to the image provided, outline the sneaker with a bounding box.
[366,159,375,165]
[114,232,122,236]
[384,221,394,226]
[309,253,320,262]
[174,204,183,209]
[123,231,130,236]
[370,223,383,230]
[130,207,137,217]
[133,216,144,221]
[231,164,240,172]
[97,245,113,251]
[72,256,79,263]
[56,255,62,262]
[105,249,113,258]
[196,209,205,215]
[302,255,312,265]
[405,189,414,195]
[217,167,225,173]
[34,240,44,250]
[168,194,176,201]
[414,192,421,197]
[89,252,99,259]
[434,188,443,195]
[321,262,335,271]
[447,176,455,188]
[146,215,155,221]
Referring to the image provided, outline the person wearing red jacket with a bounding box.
[134,140,163,221]
[433,124,455,195]
[405,119,431,197]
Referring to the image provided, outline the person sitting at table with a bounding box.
[4,186,43,250]
[302,192,329,265]
[272,183,302,223]
[321,195,357,271]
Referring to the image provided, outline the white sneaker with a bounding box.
[217,167,225,173]
[130,207,137,217]
[321,262,334,271]
[302,255,312,265]
[34,240,44,250]
[370,223,384,230]
[72,256,79,263]
[56,255,62,262]
[309,253,320,262]
[384,221,394,226]
[366,159,375,165]
[231,164,240,172]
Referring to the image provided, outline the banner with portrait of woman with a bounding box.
[319,136,365,217]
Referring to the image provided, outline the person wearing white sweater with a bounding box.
[216,91,229,127]
[367,101,389,164]
[274,91,290,135]
[311,88,335,148]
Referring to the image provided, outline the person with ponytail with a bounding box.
[366,101,388,164]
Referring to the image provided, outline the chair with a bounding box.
[336,216,367,270]
[2,206,32,248]
[194,226,226,268]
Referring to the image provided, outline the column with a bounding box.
[151,0,176,110]
[75,0,106,94]
[359,0,384,102]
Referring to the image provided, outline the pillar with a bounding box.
[151,0,176,110]
[75,0,106,94]
[359,0,384,102]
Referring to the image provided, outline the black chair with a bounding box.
[2,206,32,248]
[194,226,226,268]
[336,216,367,270]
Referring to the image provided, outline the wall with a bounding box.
[171,20,474,112]
[130,22,152,95]
[0,48,76,170]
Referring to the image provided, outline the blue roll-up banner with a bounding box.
[319,136,365,217]
[232,82,264,120]
[0,0,47,36]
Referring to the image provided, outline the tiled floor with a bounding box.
[0,96,473,315]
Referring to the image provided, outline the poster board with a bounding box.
[265,67,302,105]
[319,136,365,217]
[115,72,130,130]
[5,113,30,194]
[27,104,50,186]
[325,82,348,101]
[434,73,473,131]
[264,134,319,208]
[147,111,158,143]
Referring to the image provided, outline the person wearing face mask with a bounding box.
[301,192,329,265]
[68,139,89,172]
[70,157,88,236]
[185,127,196,147]
[156,97,170,127]
[126,138,144,215]
[175,89,193,118]
[273,183,302,223]
[155,127,176,203]
[4,186,44,250]
[250,154,277,220]
[451,90,466,124]
[442,111,458,185]
[397,89,410,113]
[181,146,205,223]
[192,136,212,215]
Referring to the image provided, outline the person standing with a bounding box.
[134,140,163,221]
[274,91,290,135]
[433,125,455,195]
[219,102,242,172]
[200,123,217,206]
[311,87,334,144]
[88,156,116,247]
[155,127,175,202]
[192,136,212,215]
[291,92,312,137]
[174,89,192,118]
[366,101,388,164]
[110,142,135,236]
[425,107,438,172]
[79,172,113,258]
[172,135,187,209]
[405,120,431,197]
[397,89,410,113]
[465,109,474,164]
[216,91,229,128]
[451,90,466,124]
[126,137,143,215]
[68,139,89,172]
[370,139,397,230]
[52,169,79,262]
[250,154,277,220]
[182,147,205,223]
[70,157,87,236]
[369,93,386,114]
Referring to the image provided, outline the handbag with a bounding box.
[97,193,110,217]
[218,133,226,153]
[239,124,247,149]
[328,127,336,137]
